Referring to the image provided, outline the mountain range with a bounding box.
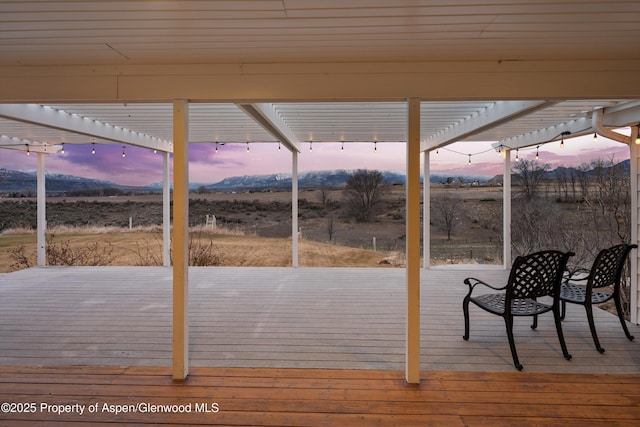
[0,169,151,195]
[0,160,629,195]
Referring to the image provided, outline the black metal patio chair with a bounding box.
[560,243,637,353]
[463,250,574,371]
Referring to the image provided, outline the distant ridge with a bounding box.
[197,169,499,191]
[0,168,152,195]
[0,168,498,195]
[199,169,410,191]
[4,161,625,195]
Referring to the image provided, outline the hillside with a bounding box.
[0,168,151,195]
[1,160,628,195]
[1,168,490,195]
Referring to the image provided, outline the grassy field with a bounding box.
[0,184,505,272]
[0,225,401,273]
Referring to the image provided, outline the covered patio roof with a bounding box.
[1,100,639,156]
[0,1,639,154]
[1,1,639,385]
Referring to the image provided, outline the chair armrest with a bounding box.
[563,266,590,283]
[463,277,507,298]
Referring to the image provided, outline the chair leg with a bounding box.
[585,304,605,353]
[553,307,572,361]
[560,300,566,320]
[531,314,538,330]
[463,297,471,340]
[504,316,523,371]
[613,292,635,341]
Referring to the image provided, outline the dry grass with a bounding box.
[0,225,397,272]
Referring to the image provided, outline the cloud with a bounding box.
[48,144,164,185]
[517,145,630,168]
[0,138,632,187]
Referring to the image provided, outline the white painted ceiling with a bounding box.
[2,0,639,65]
[0,1,638,154]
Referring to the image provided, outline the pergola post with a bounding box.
[423,150,430,269]
[503,149,512,268]
[406,98,421,384]
[630,128,639,325]
[163,151,171,267]
[172,100,189,380]
[36,152,46,266]
[292,151,299,267]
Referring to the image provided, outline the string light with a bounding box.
[60,143,65,154]
[121,146,126,158]
[559,131,570,148]
[374,141,377,152]
[246,142,250,153]
[278,142,281,151]
[435,149,439,155]
[437,130,574,166]
[26,144,30,156]
[91,143,96,155]
[215,142,219,153]
[309,140,313,151]
[439,145,499,163]
[341,141,344,151]
[593,132,598,143]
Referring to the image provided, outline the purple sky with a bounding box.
[0,133,631,186]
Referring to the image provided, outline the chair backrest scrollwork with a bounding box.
[508,250,572,300]
[590,244,636,290]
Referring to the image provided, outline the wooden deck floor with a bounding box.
[1,365,639,426]
[0,266,638,373]
[1,266,639,425]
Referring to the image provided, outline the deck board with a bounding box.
[1,365,639,426]
[0,266,638,373]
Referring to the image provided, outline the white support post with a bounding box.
[503,149,512,268]
[163,151,171,267]
[423,150,430,269]
[630,128,638,325]
[172,100,189,380]
[292,151,299,267]
[36,153,46,266]
[406,98,421,384]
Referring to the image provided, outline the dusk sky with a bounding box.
[0,133,631,186]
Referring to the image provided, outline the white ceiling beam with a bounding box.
[592,108,632,145]
[600,100,640,127]
[493,117,591,151]
[0,135,62,154]
[421,100,556,151]
[494,101,640,151]
[236,103,301,153]
[0,104,173,152]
